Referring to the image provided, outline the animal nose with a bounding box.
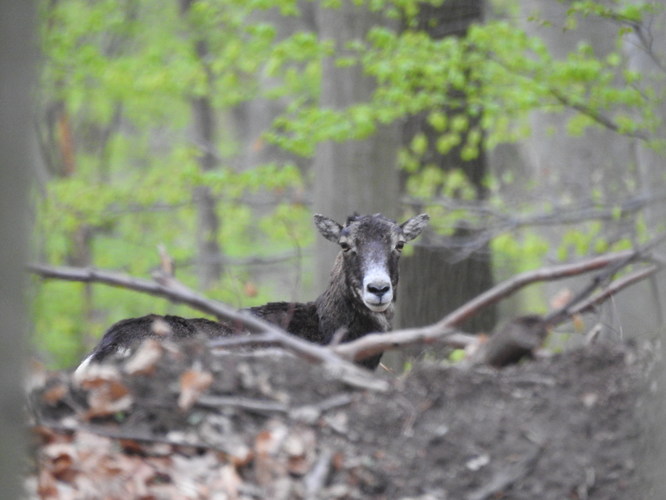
[366,281,391,298]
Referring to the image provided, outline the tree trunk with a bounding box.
[621,3,666,333]
[180,0,223,290]
[312,1,400,288]
[0,2,34,496]
[518,0,663,337]
[397,0,497,335]
[192,95,223,290]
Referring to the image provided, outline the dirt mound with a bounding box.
[28,339,655,499]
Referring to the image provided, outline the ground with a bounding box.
[28,338,657,499]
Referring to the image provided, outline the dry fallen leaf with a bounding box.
[151,317,172,337]
[572,313,586,332]
[225,441,253,467]
[220,463,243,499]
[37,466,58,499]
[178,368,214,411]
[285,429,316,476]
[34,425,72,446]
[41,442,79,486]
[581,392,599,408]
[41,382,69,406]
[74,363,122,388]
[550,288,573,310]
[84,379,133,419]
[124,338,164,375]
[255,421,289,487]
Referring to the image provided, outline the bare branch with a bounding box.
[435,250,636,328]
[407,192,666,261]
[551,89,650,141]
[27,263,263,330]
[334,248,660,363]
[544,232,666,325]
[332,326,475,363]
[571,264,660,317]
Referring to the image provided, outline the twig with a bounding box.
[35,419,250,456]
[208,333,278,349]
[551,89,650,141]
[408,192,666,261]
[27,264,331,361]
[332,326,475,363]
[27,264,255,327]
[308,393,354,413]
[571,264,660,317]
[466,444,543,500]
[545,232,666,325]
[196,395,288,414]
[303,449,334,497]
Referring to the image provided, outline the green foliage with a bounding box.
[269,0,664,295]
[491,232,550,271]
[35,0,320,367]
[35,0,666,367]
[269,0,661,165]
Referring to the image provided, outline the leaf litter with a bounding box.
[27,338,659,499]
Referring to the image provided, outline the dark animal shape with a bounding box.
[75,212,429,372]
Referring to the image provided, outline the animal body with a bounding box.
[76,212,429,372]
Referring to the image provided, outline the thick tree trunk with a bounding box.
[397,0,496,335]
[622,4,666,333]
[312,1,400,288]
[0,2,34,496]
[518,0,664,336]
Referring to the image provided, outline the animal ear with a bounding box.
[313,214,343,242]
[401,213,430,241]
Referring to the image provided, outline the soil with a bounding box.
[27,339,658,500]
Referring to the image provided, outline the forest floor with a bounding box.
[27,337,659,500]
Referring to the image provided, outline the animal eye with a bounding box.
[395,241,405,252]
[340,241,352,252]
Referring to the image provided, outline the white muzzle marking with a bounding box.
[362,265,393,312]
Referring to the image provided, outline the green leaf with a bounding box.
[410,133,428,155]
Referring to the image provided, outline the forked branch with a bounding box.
[335,242,663,363]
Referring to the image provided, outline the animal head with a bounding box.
[314,212,429,313]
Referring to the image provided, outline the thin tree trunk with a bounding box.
[68,225,98,355]
[0,2,34,496]
[192,95,223,289]
[180,0,223,290]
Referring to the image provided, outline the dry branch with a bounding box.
[437,249,635,328]
[28,263,387,391]
[28,236,663,370]
[335,246,662,363]
[28,264,251,326]
[571,265,660,317]
[467,443,543,500]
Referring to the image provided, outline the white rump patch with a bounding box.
[73,354,94,379]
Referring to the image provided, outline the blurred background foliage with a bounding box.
[34,0,666,368]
